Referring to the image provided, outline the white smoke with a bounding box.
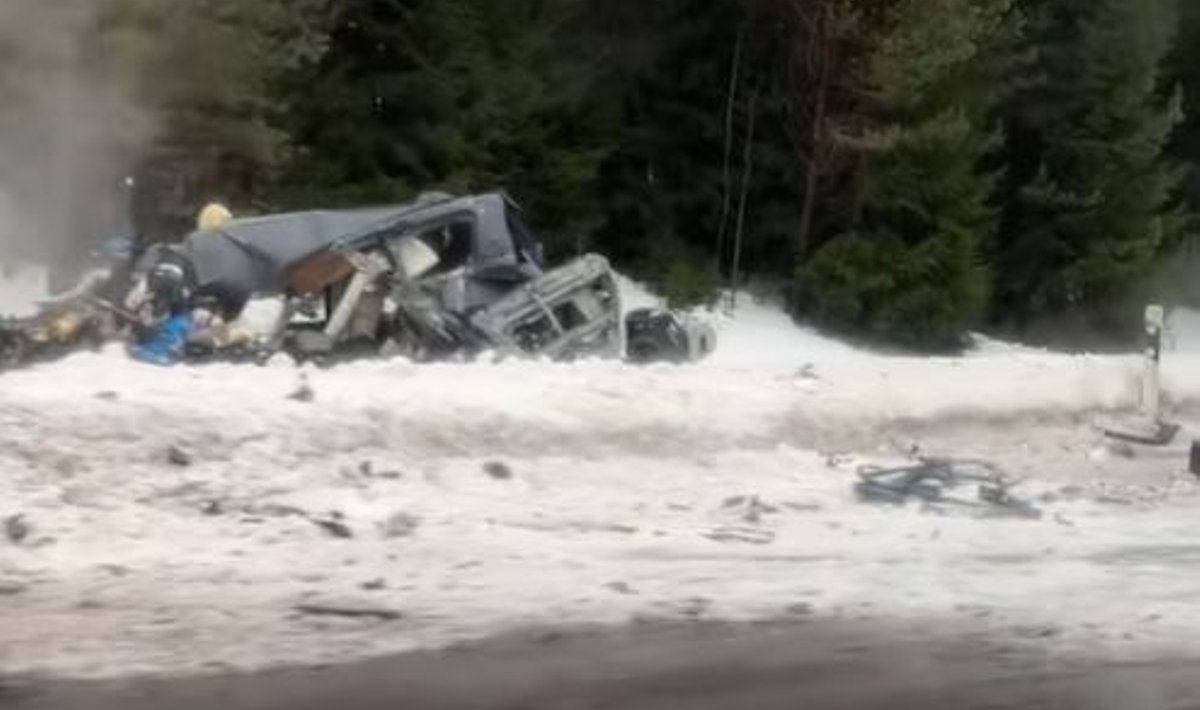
[0,0,152,274]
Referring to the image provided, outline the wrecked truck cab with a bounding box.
[126,190,713,366]
[164,192,623,363]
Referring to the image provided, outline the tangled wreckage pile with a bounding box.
[0,192,716,369]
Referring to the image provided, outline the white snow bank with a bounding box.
[0,342,1165,467]
[633,283,1064,370]
[696,294,870,369]
[3,432,1200,679]
[7,278,1200,679]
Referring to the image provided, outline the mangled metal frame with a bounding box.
[198,192,625,362]
[0,191,706,370]
[854,458,1042,519]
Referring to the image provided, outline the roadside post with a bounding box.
[1141,304,1164,424]
[1103,304,1179,446]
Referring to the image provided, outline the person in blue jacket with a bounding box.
[129,261,194,365]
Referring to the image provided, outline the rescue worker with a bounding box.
[128,260,195,365]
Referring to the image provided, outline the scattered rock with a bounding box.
[824,454,854,469]
[782,501,823,513]
[288,374,315,403]
[704,526,776,546]
[52,458,78,478]
[483,461,513,480]
[1108,442,1137,460]
[678,597,711,618]
[356,461,403,481]
[0,582,27,596]
[3,515,30,545]
[94,391,119,402]
[76,599,105,610]
[294,601,402,622]
[311,516,354,539]
[202,500,224,516]
[167,446,193,467]
[533,630,567,645]
[98,564,131,577]
[786,602,814,616]
[1013,624,1060,640]
[605,581,637,596]
[956,604,994,619]
[253,504,308,519]
[720,495,779,524]
[577,522,638,535]
[1058,485,1086,500]
[360,578,388,591]
[381,512,422,539]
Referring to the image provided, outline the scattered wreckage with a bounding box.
[855,458,1042,520]
[0,270,113,370]
[0,192,717,368]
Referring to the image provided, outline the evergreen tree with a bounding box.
[994,0,1183,333]
[278,0,607,257]
[796,0,1014,349]
[49,0,1193,344]
[581,0,776,305]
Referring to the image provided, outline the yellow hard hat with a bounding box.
[197,202,233,230]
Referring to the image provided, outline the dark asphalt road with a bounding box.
[6,620,1200,710]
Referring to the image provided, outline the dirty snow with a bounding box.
[5,278,1200,678]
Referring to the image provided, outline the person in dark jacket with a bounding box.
[128,260,195,365]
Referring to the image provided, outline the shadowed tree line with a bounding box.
[77,0,1200,348]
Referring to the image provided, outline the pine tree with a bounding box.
[795,0,1014,349]
[580,0,750,302]
[277,0,608,258]
[994,0,1183,333]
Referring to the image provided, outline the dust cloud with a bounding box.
[0,0,152,279]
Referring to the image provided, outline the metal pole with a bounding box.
[1142,304,1164,423]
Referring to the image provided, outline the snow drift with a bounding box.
[4,278,1200,679]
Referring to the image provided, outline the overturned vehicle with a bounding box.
[131,192,716,366]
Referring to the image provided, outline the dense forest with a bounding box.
[41,0,1200,347]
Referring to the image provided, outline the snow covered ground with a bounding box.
[5,272,1200,679]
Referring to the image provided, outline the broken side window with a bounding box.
[504,203,544,268]
[412,218,476,277]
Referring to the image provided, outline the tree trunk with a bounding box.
[795,0,833,266]
[730,83,760,313]
[715,25,746,278]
